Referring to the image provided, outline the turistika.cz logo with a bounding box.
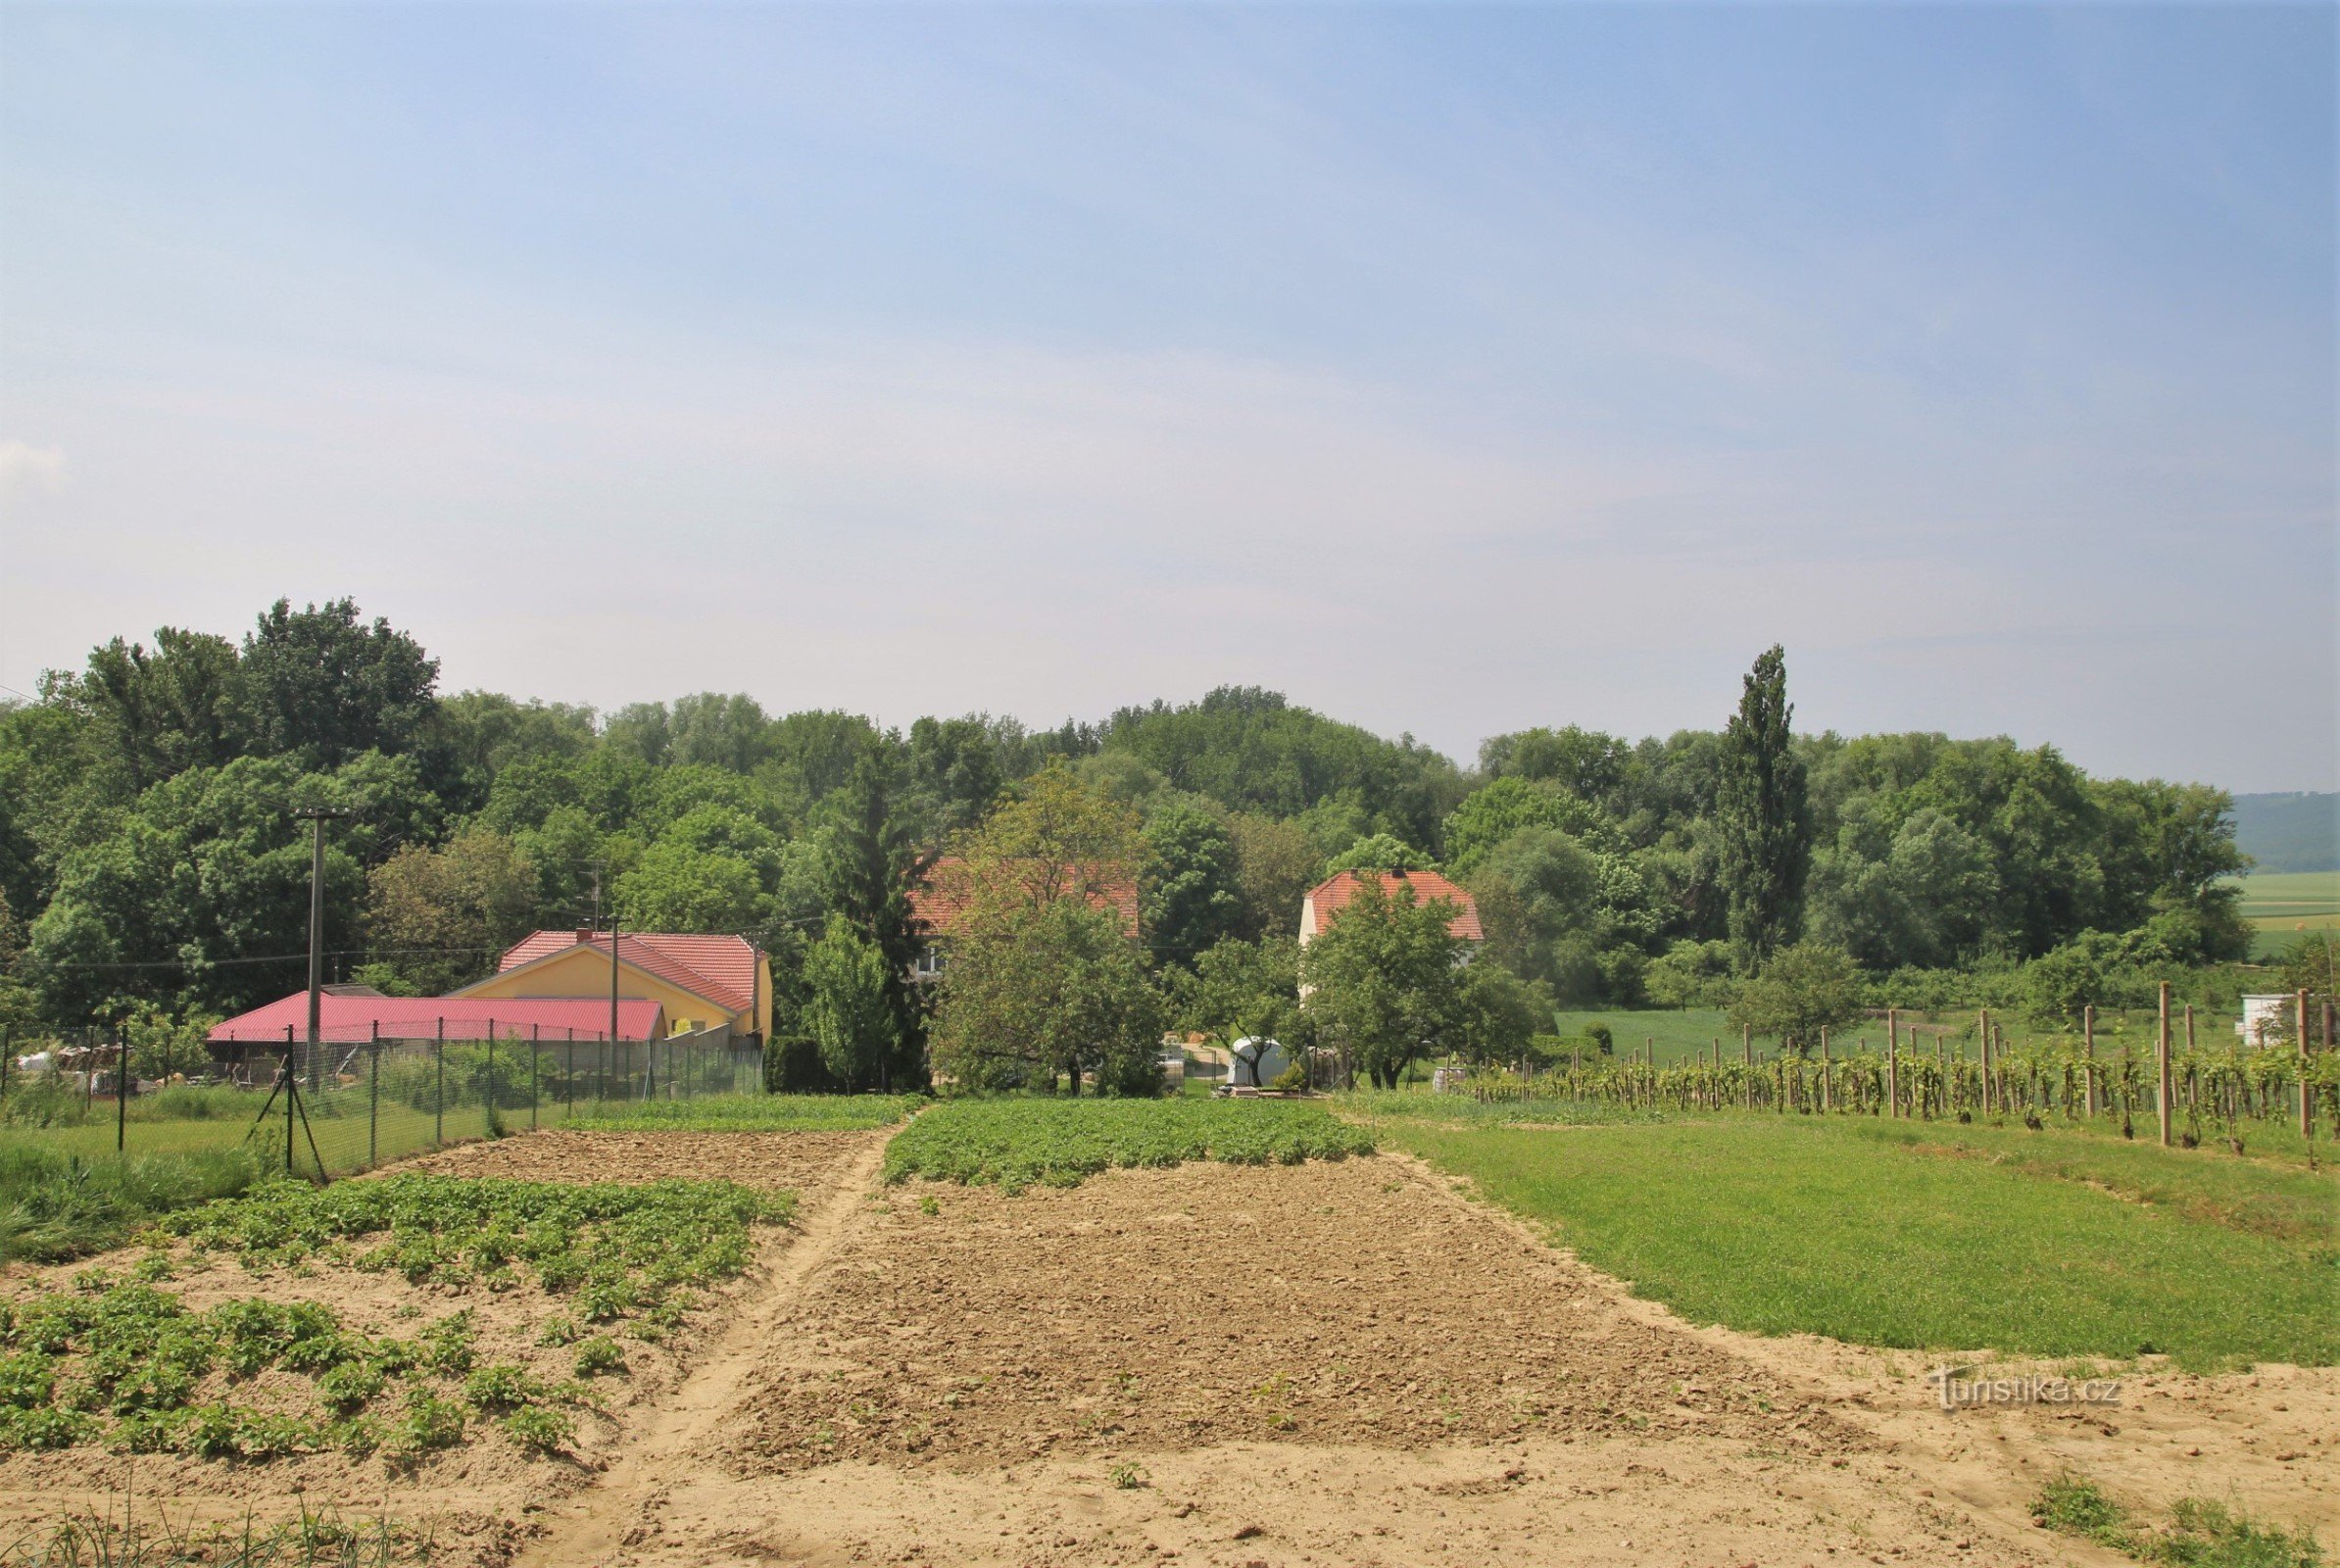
[1926,1367,2121,1410]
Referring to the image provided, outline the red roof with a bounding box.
[208,995,666,1045]
[495,931,757,1013]
[1305,869,1484,942]
[909,858,1142,938]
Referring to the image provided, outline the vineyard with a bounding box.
[1499,1011,2337,1146]
[879,1097,1375,1191]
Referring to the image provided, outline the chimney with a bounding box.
[574,927,594,947]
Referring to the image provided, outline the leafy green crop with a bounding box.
[882,1099,1374,1193]
[0,1172,793,1462]
[563,1093,920,1132]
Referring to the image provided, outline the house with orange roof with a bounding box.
[1298,869,1484,947]
[451,929,772,1042]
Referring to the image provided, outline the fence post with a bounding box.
[283,1038,297,1175]
[531,1024,540,1131]
[486,1021,497,1138]
[116,1026,127,1153]
[435,1019,446,1147]
[2083,1005,2097,1116]
[2156,982,2172,1148]
[368,1024,380,1168]
[1741,1024,1753,1109]
[2301,990,2314,1140]
[646,1033,656,1101]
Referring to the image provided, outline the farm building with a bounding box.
[455,930,771,1042]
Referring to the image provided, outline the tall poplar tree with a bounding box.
[1716,645,1811,965]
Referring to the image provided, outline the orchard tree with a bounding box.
[1298,874,1466,1089]
[929,901,1165,1096]
[1716,645,1810,964]
[1456,960,1551,1066]
[1727,942,1863,1054]
[1225,812,1322,942]
[1172,934,1302,1074]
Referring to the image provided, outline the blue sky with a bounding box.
[2,4,2331,790]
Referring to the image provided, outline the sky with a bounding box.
[1,3,2332,792]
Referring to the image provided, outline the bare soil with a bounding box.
[0,1129,888,1565]
[5,1132,2330,1568]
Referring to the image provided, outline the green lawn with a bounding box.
[1378,1113,2340,1370]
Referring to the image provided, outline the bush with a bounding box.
[1581,1021,1614,1057]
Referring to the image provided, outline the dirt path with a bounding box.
[512,1134,893,1567]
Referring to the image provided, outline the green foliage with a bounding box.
[1726,943,1865,1054]
[0,1145,266,1264]
[882,1098,1374,1193]
[572,1336,626,1377]
[565,1092,918,1131]
[1141,799,1244,963]
[932,901,1167,1097]
[1322,832,1430,874]
[803,914,900,1091]
[1455,961,1551,1065]
[1443,777,1617,875]
[1171,935,1300,1056]
[2032,1475,2326,1568]
[1297,874,1467,1090]
[1716,645,1811,964]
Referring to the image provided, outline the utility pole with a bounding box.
[294,808,353,1085]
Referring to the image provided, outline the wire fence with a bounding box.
[0,1023,760,1181]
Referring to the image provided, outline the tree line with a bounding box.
[0,602,2270,1074]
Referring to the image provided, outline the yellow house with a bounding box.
[453,930,772,1042]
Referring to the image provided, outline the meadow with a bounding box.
[1375,1109,2339,1370]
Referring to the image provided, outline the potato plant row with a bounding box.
[0,1174,794,1464]
[881,1099,1376,1193]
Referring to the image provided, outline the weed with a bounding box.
[1109,1461,1148,1490]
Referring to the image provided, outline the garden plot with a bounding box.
[0,1126,888,1565]
[517,1154,2082,1568]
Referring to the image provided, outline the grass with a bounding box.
[881,1097,1375,1192]
[5,1500,429,1565]
[1335,1089,1666,1127]
[0,1145,268,1264]
[2033,1473,2324,1566]
[562,1093,921,1132]
[1376,1113,2339,1369]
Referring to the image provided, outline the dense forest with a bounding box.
[0,599,2272,1044]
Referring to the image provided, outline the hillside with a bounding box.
[2233,792,2340,873]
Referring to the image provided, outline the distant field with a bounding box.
[1551,1006,1946,1063]
[2233,870,2340,958]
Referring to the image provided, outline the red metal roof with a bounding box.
[496,931,756,1013]
[908,858,1141,938]
[1305,869,1484,942]
[208,995,666,1045]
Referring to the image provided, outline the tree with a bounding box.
[365,829,541,995]
[1444,777,1618,875]
[1298,874,1467,1089]
[1727,942,1863,1054]
[1456,961,1550,1066]
[822,753,934,1086]
[929,901,1165,1096]
[803,914,899,1090]
[1226,812,1322,942]
[1142,800,1243,965]
[614,841,763,933]
[1172,935,1301,1075]
[1716,645,1811,964]
[239,599,440,769]
[1643,939,1735,1009]
[925,763,1163,1096]
[66,628,247,790]
[1324,833,1430,873]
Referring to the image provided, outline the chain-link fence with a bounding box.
[0,1023,759,1181]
